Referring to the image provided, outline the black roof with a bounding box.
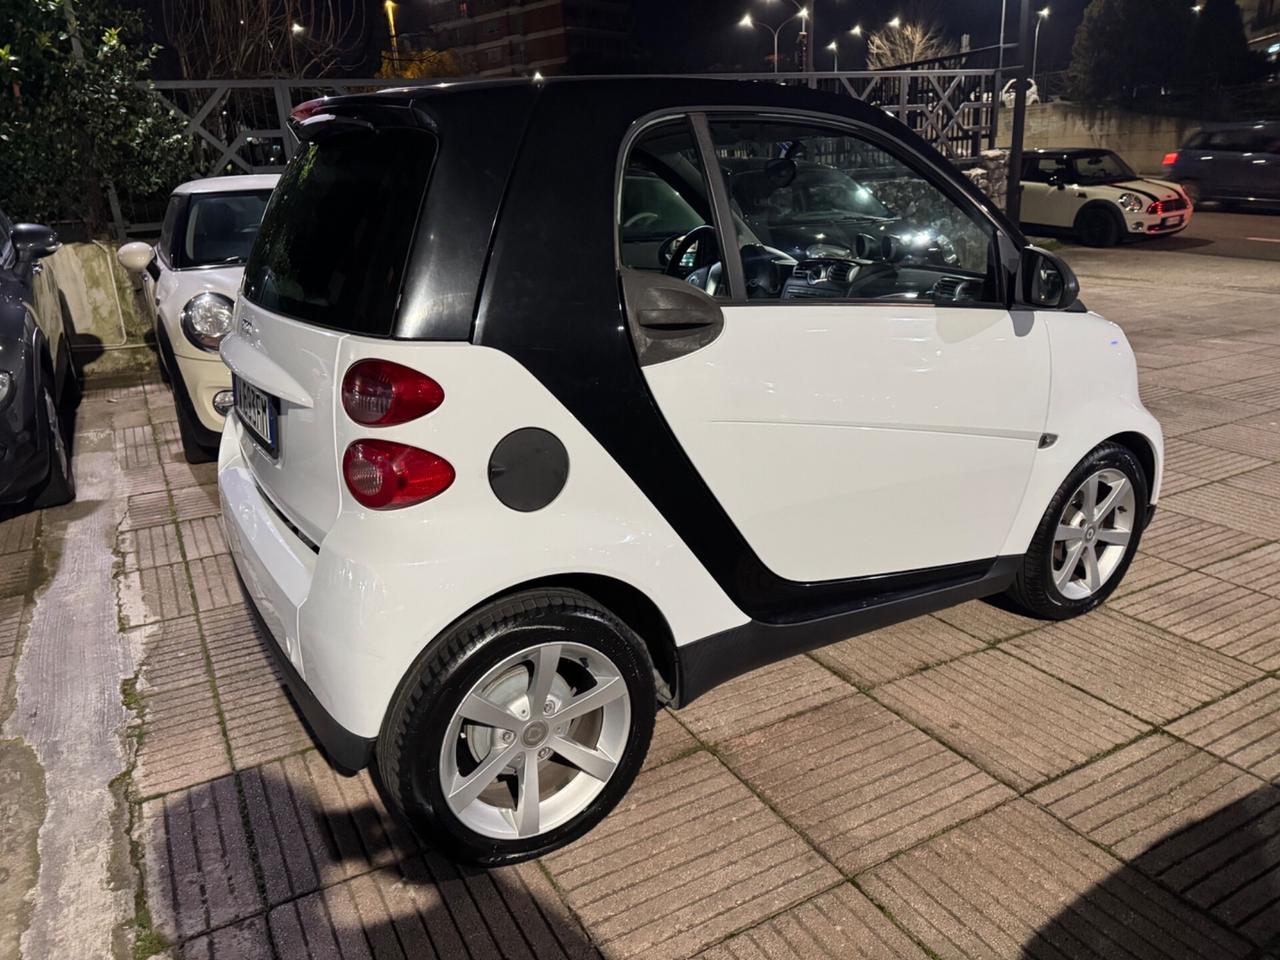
[1028,147,1119,158]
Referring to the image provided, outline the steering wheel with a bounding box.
[663,224,719,279]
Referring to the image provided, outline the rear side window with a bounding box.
[158,196,183,266]
[244,127,436,335]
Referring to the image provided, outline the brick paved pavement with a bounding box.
[2,255,1280,959]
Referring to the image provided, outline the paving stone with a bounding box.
[140,775,263,943]
[1223,461,1280,499]
[202,605,313,768]
[0,595,23,658]
[118,523,183,572]
[114,424,159,469]
[189,554,240,611]
[1163,437,1271,481]
[876,649,1149,791]
[1139,513,1266,570]
[1111,552,1189,598]
[0,551,31,598]
[117,561,195,627]
[173,484,221,522]
[179,916,273,960]
[1031,735,1280,945]
[1205,542,1280,599]
[810,616,985,688]
[1190,422,1280,462]
[696,884,929,959]
[1144,391,1269,436]
[180,516,228,560]
[120,463,169,496]
[542,752,839,960]
[134,681,231,798]
[720,696,1012,873]
[1006,611,1262,724]
[1169,680,1280,783]
[241,750,416,905]
[164,459,218,489]
[859,800,1250,959]
[1110,573,1280,671]
[1162,481,1280,539]
[1205,370,1280,408]
[134,617,210,692]
[1156,470,1213,497]
[85,380,148,403]
[675,657,852,744]
[121,490,173,531]
[156,419,189,463]
[931,600,1041,643]
[0,511,38,554]
[645,709,698,770]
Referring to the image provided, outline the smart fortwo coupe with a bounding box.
[218,78,1163,865]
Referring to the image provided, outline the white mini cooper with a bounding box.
[118,175,278,462]
[218,79,1163,865]
[1019,148,1193,247]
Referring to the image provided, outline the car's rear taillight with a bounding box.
[342,359,444,426]
[1162,151,1179,167]
[342,440,454,509]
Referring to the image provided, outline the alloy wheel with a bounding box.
[439,641,631,840]
[1050,467,1136,601]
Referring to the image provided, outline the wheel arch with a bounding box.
[1074,199,1125,232]
[1106,430,1158,503]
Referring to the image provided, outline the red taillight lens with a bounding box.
[1162,151,1179,167]
[290,97,329,123]
[342,440,454,509]
[341,359,444,426]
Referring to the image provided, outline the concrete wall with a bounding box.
[995,102,1205,175]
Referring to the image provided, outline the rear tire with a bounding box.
[1075,206,1122,247]
[1004,442,1147,620]
[376,588,656,866]
[32,384,75,509]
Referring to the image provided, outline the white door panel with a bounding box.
[642,304,1050,581]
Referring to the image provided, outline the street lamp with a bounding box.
[888,16,902,28]
[827,39,839,70]
[762,0,814,73]
[850,24,862,36]
[740,8,808,72]
[1032,6,1049,92]
[385,1,399,59]
[290,21,304,35]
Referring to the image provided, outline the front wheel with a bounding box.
[32,384,75,508]
[1075,207,1122,247]
[1004,442,1148,620]
[376,589,656,866]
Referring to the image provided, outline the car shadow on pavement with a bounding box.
[147,764,598,960]
[1021,782,1280,959]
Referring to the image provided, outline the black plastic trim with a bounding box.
[674,555,1022,706]
[157,327,221,452]
[233,568,374,773]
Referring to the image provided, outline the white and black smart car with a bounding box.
[218,78,1163,865]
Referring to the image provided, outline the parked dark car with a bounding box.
[1163,121,1280,208]
[0,209,79,509]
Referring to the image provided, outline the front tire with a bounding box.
[1075,206,1123,247]
[1004,442,1148,620]
[32,384,75,509]
[376,589,656,866]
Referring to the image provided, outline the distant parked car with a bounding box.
[1000,78,1040,108]
[0,209,80,509]
[117,175,279,462]
[1019,148,1193,247]
[1163,121,1280,208]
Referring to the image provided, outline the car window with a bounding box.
[618,119,728,297]
[1069,152,1136,184]
[181,191,273,268]
[707,117,997,305]
[1024,157,1069,183]
[158,196,182,267]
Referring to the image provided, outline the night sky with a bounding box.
[631,0,1090,74]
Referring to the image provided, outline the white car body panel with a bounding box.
[641,303,1051,580]
[1021,175,1193,235]
[218,338,749,740]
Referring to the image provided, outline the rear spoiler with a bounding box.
[289,98,375,142]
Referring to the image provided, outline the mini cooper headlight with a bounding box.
[1116,192,1144,214]
[181,292,235,352]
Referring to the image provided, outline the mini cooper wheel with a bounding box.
[1004,442,1148,620]
[1075,206,1122,247]
[33,384,75,508]
[376,589,656,866]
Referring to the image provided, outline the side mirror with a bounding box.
[11,223,60,262]
[1022,245,1079,309]
[116,241,155,274]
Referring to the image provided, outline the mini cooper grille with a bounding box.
[1148,197,1188,214]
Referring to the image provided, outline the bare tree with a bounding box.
[865,17,955,69]
[160,0,368,78]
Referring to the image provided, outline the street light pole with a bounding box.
[1005,0,1033,224]
[998,0,1008,72]
[827,40,838,71]
[741,10,807,72]
[1032,7,1049,93]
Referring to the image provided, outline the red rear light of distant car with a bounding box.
[1162,151,1179,167]
[342,440,455,509]
[342,359,444,426]
[290,98,329,124]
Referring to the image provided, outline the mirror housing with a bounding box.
[1021,245,1079,309]
[116,241,155,274]
[12,223,60,262]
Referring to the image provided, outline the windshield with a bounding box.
[1070,152,1136,184]
[181,191,273,267]
[731,165,893,226]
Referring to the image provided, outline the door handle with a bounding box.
[636,306,718,330]
[620,268,725,365]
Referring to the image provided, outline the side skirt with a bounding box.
[673,555,1023,706]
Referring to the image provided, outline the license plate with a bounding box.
[1161,215,1184,228]
[233,376,279,457]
